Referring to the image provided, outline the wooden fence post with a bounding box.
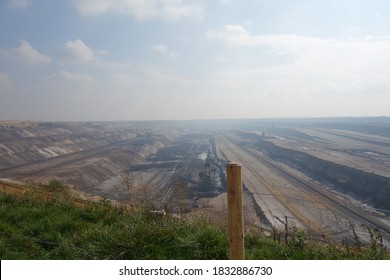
[226,162,244,260]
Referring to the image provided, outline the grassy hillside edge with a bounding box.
[0,180,388,260]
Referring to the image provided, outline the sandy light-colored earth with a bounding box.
[1,119,389,247]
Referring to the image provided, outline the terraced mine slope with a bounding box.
[0,121,179,196]
[1,118,389,247]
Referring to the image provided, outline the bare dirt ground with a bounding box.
[215,133,390,246]
[270,127,390,178]
[0,121,181,196]
[1,119,389,247]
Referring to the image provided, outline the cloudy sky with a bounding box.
[1,0,390,121]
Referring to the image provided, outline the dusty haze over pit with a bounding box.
[1,118,390,247]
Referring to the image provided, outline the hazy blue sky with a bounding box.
[1,0,390,121]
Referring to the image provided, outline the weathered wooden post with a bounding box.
[226,162,244,260]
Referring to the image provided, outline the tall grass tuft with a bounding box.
[0,181,389,260]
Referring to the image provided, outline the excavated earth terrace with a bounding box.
[1,119,389,246]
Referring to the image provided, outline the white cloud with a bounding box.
[207,24,390,90]
[207,24,328,53]
[150,44,168,54]
[0,72,13,93]
[206,25,253,46]
[1,40,51,64]
[72,0,204,21]
[60,39,99,63]
[150,44,178,57]
[7,0,32,10]
[204,24,390,117]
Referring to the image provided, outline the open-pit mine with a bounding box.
[1,118,389,247]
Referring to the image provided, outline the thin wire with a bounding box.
[224,190,390,214]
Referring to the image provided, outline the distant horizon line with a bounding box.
[1,115,389,124]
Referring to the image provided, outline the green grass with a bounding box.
[0,186,388,260]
